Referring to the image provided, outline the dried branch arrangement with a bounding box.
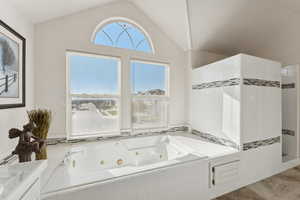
[27,109,52,160]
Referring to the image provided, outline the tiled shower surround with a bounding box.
[281,65,298,161]
[191,54,282,183]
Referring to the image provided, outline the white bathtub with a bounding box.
[66,135,199,173]
[42,134,211,200]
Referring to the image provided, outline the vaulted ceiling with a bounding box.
[5,0,300,60]
[188,0,300,56]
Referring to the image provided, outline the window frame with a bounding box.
[66,18,172,139]
[91,17,155,54]
[130,59,170,131]
[66,51,122,139]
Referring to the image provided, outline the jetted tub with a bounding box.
[65,135,200,172]
[42,133,237,200]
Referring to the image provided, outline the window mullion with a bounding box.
[120,55,132,131]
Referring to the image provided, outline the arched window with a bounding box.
[92,19,153,53]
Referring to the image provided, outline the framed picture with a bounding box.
[0,20,25,109]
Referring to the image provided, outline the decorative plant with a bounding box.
[27,109,52,160]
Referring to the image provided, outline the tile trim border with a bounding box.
[243,78,280,88]
[192,78,281,90]
[282,83,295,89]
[46,126,189,146]
[282,129,295,136]
[192,78,241,90]
[191,129,240,150]
[243,136,281,151]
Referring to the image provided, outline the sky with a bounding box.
[94,22,152,53]
[70,55,119,94]
[70,55,166,95]
[70,22,166,95]
[131,62,165,94]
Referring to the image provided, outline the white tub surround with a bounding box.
[43,159,208,200]
[282,65,299,162]
[191,54,282,197]
[45,126,188,145]
[0,160,47,200]
[42,133,216,200]
[41,132,238,200]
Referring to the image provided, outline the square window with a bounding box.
[131,61,168,96]
[70,54,119,95]
[131,61,169,129]
[68,52,120,137]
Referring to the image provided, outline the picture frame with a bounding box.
[0,20,26,109]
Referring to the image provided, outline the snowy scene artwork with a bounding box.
[0,20,25,109]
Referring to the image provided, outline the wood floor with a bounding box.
[215,166,300,200]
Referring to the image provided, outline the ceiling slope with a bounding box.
[188,0,300,57]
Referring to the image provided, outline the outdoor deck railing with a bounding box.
[0,73,17,95]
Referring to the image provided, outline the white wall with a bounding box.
[0,1,35,160]
[35,1,187,138]
[190,55,241,145]
[282,65,299,161]
[184,49,228,125]
[240,55,282,185]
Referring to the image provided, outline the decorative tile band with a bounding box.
[282,129,295,136]
[282,83,295,89]
[243,136,281,151]
[165,126,188,132]
[191,129,240,150]
[192,78,240,90]
[46,126,189,146]
[192,78,281,90]
[243,78,280,88]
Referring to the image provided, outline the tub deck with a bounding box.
[41,132,238,198]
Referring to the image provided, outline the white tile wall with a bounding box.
[240,54,281,143]
[281,65,299,161]
[191,54,281,147]
[192,55,241,85]
[241,54,281,81]
[191,54,284,196]
[191,86,241,145]
[241,86,281,143]
[240,143,282,186]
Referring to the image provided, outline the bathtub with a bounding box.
[42,134,210,200]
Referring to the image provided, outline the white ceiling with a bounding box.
[5,0,300,57]
[5,0,190,50]
[5,0,116,23]
[132,0,190,51]
[188,0,300,56]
